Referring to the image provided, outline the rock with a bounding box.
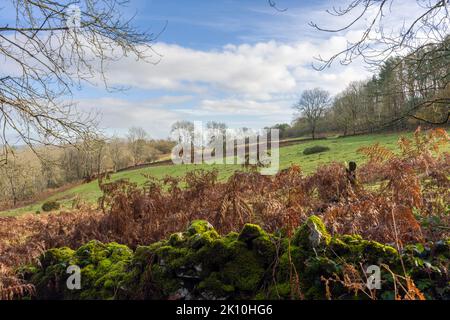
[238,224,264,243]
[293,215,331,249]
[186,220,214,236]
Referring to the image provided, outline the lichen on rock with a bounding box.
[293,215,331,250]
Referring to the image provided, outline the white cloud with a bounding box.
[198,98,288,116]
[75,97,193,138]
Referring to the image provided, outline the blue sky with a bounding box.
[5,0,420,139]
[128,0,327,48]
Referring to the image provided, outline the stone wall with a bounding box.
[21,216,449,300]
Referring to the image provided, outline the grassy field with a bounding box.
[1,131,444,217]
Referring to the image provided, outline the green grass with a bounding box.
[1,131,446,217]
[279,132,402,172]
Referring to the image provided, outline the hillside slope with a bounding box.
[1,132,442,217]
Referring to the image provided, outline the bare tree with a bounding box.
[206,121,227,132]
[170,120,195,144]
[311,0,449,69]
[171,121,195,134]
[310,0,449,124]
[127,127,148,166]
[0,152,42,206]
[0,0,160,165]
[206,121,227,144]
[293,88,331,139]
[108,136,128,171]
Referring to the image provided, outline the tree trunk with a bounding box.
[7,176,18,207]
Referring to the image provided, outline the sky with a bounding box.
[1,0,426,139]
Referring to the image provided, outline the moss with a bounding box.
[16,264,39,279]
[134,222,221,297]
[330,235,399,265]
[195,232,237,269]
[168,232,185,247]
[124,222,222,298]
[279,230,401,299]
[252,234,277,265]
[142,264,181,296]
[221,242,265,292]
[198,272,235,298]
[194,226,275,297]
[188,230,220,250]
[28,247,77,299]
[238,224,265,243]
[133,245,157,266]
[186,220,214,236]
[277,243,306,282]
[293,215,331,249]
[75,242,133,300]
[302,257,340,299]
[122,244,163,299]
[29,241,133,300]
[76,241,109,266]
[227,231,240,240]
[360,240,398,263]
[107,243,133,262]
[40,247,76,268]
[154,246,193,271]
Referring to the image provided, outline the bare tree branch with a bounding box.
[0,0,162,165]
[268,0,287,12]
[311,0,449,125]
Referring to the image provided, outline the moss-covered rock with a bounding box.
[293,215,331,249]
[28,241,132,300]
[238,224,265,243]
[29,247,77,300]
[126,221,277,300]
[186,220,214,236]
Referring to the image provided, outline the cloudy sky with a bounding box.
[3,0,425,139]
[63,0,385,138]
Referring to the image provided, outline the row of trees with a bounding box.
[59,127,174,184]
[284,38,449,139]
[0,128,174,208]
[0,120,263,208]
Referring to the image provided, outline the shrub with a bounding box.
[303,145,330,155]
[41,201,60,212]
